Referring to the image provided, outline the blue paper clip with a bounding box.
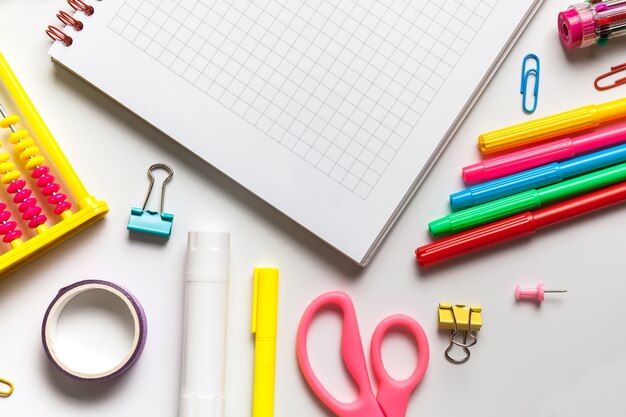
[521,53,540,114]
[127,163,174,238]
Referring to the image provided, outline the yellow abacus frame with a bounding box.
[0,53,108,278]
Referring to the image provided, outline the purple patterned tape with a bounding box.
[41,280,148,382]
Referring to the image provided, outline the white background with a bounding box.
[1,1,625,416]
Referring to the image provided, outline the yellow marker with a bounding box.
[478,97,626,155]
[251,268,279,417]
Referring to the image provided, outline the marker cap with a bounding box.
[450,189,475,211]
[185,231,230,281]
[462,164,485,184]
[429,218,451,236]
[252,268,279,338]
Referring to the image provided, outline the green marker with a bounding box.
[429,162,626,236]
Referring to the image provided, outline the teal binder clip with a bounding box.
[128,163,174,238]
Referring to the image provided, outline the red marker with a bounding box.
[415,181,626,267]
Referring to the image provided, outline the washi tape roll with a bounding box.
[42,280,147,381]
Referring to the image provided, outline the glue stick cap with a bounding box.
[185,231,230,281]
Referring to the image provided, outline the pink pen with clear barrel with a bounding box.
[558,1,626,49]
[463,121,626,184]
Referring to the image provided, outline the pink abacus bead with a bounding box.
[48,192,66,204]
[41,182,60,196]
[0,216,22,243]
[6,179,48,229]
[14,188,31,202]
[30,165,72,215]
[31,166,49,178]
[54,200,72,215]
[0,221,17,235]
[36,172,55,188]
[7,179,26,194]
[0,210,11,222]
[19,198,38,213]
[0,202,22,243]
[20,199,45,226]
[3,229,21,243]
[28,218,46,229]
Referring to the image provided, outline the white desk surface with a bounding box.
[1,1,625,416]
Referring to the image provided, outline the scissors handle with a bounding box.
[296,291,384,417]
[370,315,430,417]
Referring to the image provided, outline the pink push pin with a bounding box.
[515,283,567,302]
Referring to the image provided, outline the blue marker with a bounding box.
[450,143,626,210]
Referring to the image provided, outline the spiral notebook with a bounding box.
[47,0,543,265]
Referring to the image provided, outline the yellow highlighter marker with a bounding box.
[252,267,279,417]
[478,97,626,155]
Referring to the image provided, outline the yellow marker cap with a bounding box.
[252,268,279,338]
[478,97,626,155]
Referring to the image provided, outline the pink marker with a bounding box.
[515,283,567,303]
[463,121,626,184]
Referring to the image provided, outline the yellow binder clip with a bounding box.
[0,377,14,397]
[438,303,482,365]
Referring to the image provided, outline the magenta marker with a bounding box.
[559,1,626,49]
[463,121,626,184]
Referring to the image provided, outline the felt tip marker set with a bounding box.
[416,97,626,267]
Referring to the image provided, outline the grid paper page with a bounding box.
[108,0,495,199]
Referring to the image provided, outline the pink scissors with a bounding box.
[296,291,429,417]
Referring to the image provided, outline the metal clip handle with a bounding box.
[141,163,173,213]
[444,306,478,365]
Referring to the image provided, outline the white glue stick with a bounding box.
[179,231,230,417]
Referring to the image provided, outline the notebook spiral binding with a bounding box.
[45,0,97,47]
